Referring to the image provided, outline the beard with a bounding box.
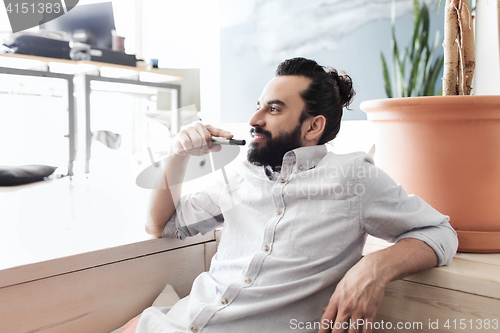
[247,122,303,168]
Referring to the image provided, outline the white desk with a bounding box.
[0,53,183,176]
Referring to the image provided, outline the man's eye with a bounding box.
[270,106,280,112]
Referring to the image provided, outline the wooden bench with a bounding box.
[3,233,500,333]
[366,237,500,333]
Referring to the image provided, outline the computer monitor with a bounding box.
[40,2,115,49]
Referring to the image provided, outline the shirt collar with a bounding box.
[284,144,328,172]
[245,144,328,181]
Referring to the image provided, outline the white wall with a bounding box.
[473,0,500,94]
[220,0,444,122]
[0,4,10,33]
[139,0,221,123]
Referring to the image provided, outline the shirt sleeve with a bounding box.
[357,154,458,266]
[162,184,224,240]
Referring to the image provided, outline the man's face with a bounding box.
[247,75,311,168]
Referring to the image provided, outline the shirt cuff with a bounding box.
[162,212,179,238]
[395,222,458,266]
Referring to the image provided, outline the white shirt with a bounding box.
[136,145,458,333]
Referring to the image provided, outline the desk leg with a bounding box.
[170,87,181,135]
[84,75,91,174]
[67,77,76,176]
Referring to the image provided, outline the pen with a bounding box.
[211,138,246,146]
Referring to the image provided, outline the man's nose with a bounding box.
[249,109,266,128]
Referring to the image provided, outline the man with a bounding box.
[129,57,457,333]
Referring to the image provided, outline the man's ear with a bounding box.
[304,115,326,143]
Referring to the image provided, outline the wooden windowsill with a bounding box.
[364,235,500,301]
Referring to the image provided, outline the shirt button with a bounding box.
[191,325,199,332]
[245,277,252,283]
[221,298,228,305]
[280,178,286,183]
[298,165,304,170]
[263,245,270,252]
[276,211,282,215]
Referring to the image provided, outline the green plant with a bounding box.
[381,0,444,98]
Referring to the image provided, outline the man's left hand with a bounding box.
[318,238,438,333]
[318,255,387,333]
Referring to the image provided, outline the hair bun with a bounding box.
[327,69,355,109]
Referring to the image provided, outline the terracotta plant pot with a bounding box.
[361,95,500,253]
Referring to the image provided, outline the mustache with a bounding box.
[250,127,272,139]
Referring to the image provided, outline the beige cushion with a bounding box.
[152,284,181,307]
[110,284,180,333]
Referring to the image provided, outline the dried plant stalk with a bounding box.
[458,52,463,94]
[443,0,475,95]
[458,0,475,95]
[443,0,460,95]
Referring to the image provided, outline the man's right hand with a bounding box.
[146,123,234,238]
[171,123,234,156]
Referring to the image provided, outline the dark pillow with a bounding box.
[0,165,58,186]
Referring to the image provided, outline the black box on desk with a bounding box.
[7,34,71,60]
[89,48,137,67]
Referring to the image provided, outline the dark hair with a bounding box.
[275,57,355,144]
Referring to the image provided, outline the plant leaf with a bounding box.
[381,53,393,98]
[380,0,444,98]
[426,55,444,96]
